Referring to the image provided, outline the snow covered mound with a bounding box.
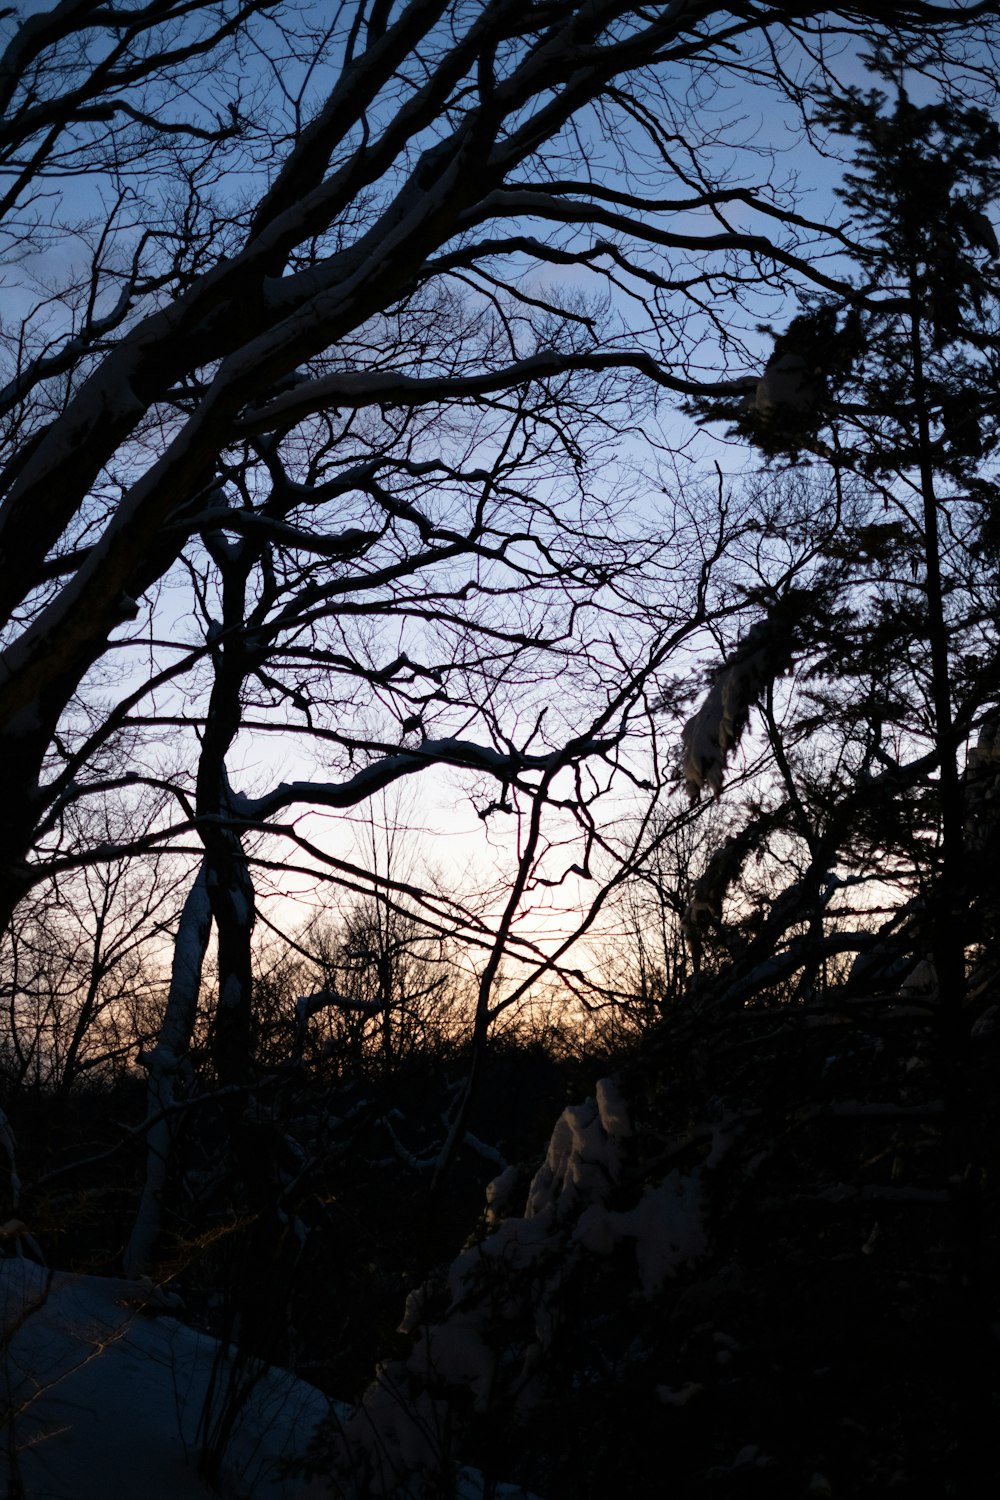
[0,1259,328,1499]
[318,1076,705,1497]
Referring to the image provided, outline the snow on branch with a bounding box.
[683,811,786,939]
[295,987,384,1028]
[230,737,560,821]
[678,603,804,802]
[236,351,746,434]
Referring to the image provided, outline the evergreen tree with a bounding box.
[678,89,1000,1493]
[816,87,1000,1020]
[689,82,1000,1020]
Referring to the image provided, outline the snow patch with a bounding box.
[409,1323,496,1412]
[484,1164,522,1226]
[328,1073,709,1496]
[525,1099,616,1219]
[573,1171,707,1293]
[595,1076,632,1138]
[0,1260,327,1499]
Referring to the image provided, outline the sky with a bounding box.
[6,0,998,1002]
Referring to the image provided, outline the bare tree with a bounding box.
[0,812,184,1094]
[4,0,993,909]
[1,0,997,1275]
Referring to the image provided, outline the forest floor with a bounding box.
[4,996,999,1498]
[475,991,1000,1500]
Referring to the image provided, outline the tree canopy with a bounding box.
[5,5,1000,1494]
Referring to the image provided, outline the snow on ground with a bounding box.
[0,1259,542,1500]
[2,1076,675,1499]
[0,1258,329,1500]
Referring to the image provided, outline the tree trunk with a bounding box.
[124,861,211,1277]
